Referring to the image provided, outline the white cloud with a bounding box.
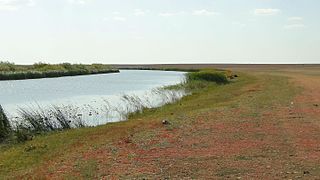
[68,0,91,5]
[0,0,35,11]
[288,17,303,21]
[113,16,127,22]
[193,9,219,16]
[285,17,305,29]
[284,24,306,29]
[133,9,147,16]
[254,8,281,16]
[159,11,185,17]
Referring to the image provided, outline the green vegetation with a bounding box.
[0,105,11,142]
[0,61,119,80]
[0,105,88,143]
[186,70,229,84]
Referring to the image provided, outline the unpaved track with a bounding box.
[20,69,320,179]
[284,73,320,162]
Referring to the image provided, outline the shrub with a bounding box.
[15,126,33,142]
[186,71,229,84]
[0,105,12,141]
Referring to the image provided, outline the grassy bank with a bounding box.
[0,70,230,144]
[0,62,119,81]
[1,67,319,179]
[0,69,245,178]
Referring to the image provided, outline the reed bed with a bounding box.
[0,62,119,81]
[0,89,186,143]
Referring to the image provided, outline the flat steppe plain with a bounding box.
[1,64,320,179]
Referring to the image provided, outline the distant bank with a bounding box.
[112,63,320,71]
[0,62,119,81]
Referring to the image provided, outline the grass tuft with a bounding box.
[186,71,229,84]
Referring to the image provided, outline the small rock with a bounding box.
[303,171,310,175]
[286,172,291,174]
[313,104,319,107]
[266,165,271,169]
[162,120,170,125]
[234,74,238,77]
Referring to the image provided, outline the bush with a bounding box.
[0,105,12,141]
[186,71,229,84]
[15,126,33,142]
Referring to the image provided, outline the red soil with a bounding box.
[28,69,320,179]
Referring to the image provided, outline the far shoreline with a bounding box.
[0,62,119,81]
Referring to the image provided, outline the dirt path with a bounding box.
[283,73,320,165]
[19,70,320,179]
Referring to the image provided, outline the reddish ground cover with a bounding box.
[18,68,320,179]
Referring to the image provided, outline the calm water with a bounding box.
[0,70,186,125]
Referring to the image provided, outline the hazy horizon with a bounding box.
[1,0,319,64]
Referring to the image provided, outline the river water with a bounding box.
[0,70,186,126]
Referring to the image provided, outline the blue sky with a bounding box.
[0,0,319,64]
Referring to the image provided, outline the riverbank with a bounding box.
[0,62,119,81]
[0,70,227,143]
[1,66,320,179]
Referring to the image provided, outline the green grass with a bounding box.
[0,105,11,142]
[0,62,119,80]
[186,70,229,84]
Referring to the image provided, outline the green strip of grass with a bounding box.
[0,62,119,81]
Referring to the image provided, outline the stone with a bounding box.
[303,171,310,175]
[162,120,170,125]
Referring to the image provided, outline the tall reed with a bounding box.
[0,105,12,141]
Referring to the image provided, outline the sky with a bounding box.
[0,0,319,64]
